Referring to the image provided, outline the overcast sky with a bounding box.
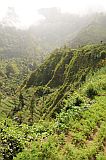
[0,0,106,27]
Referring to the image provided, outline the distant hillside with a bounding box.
[70,14,106,47]
[0,25,43,61]
[0,10,106,59]
[29,8,94,52]
[29,11,106,51]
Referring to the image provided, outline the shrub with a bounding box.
[5,62,19,78]
[1,136,23,160]
[34,86,52,97]
[86,84,98,99]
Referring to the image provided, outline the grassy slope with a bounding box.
[34,44,106,119]
[0,45,106,160]
[4,44,104,123]
[1,44,106,121]
[1,65,105,160]
[59,66,106,159]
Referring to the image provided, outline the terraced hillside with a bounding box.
[0,44,106,160]
[12,44,104,121]
[1,44,106,121]
[26,44,106,88]
[0,56,106,160]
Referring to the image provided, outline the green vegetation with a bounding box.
[0,25,44,61]
[0,44,106,160]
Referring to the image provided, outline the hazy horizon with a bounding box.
[0,0,106,28]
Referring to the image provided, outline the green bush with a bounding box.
[1,136,23,160]
[86,84,98,99]
[5,62,19,78]
[14,137,60,160]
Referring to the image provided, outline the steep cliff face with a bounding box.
[26,48,64,87]
[26,44,106,88]
[18,44,106,120]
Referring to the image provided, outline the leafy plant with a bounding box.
[86,84,98,99]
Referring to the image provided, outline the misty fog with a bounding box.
[0,0,106,59]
